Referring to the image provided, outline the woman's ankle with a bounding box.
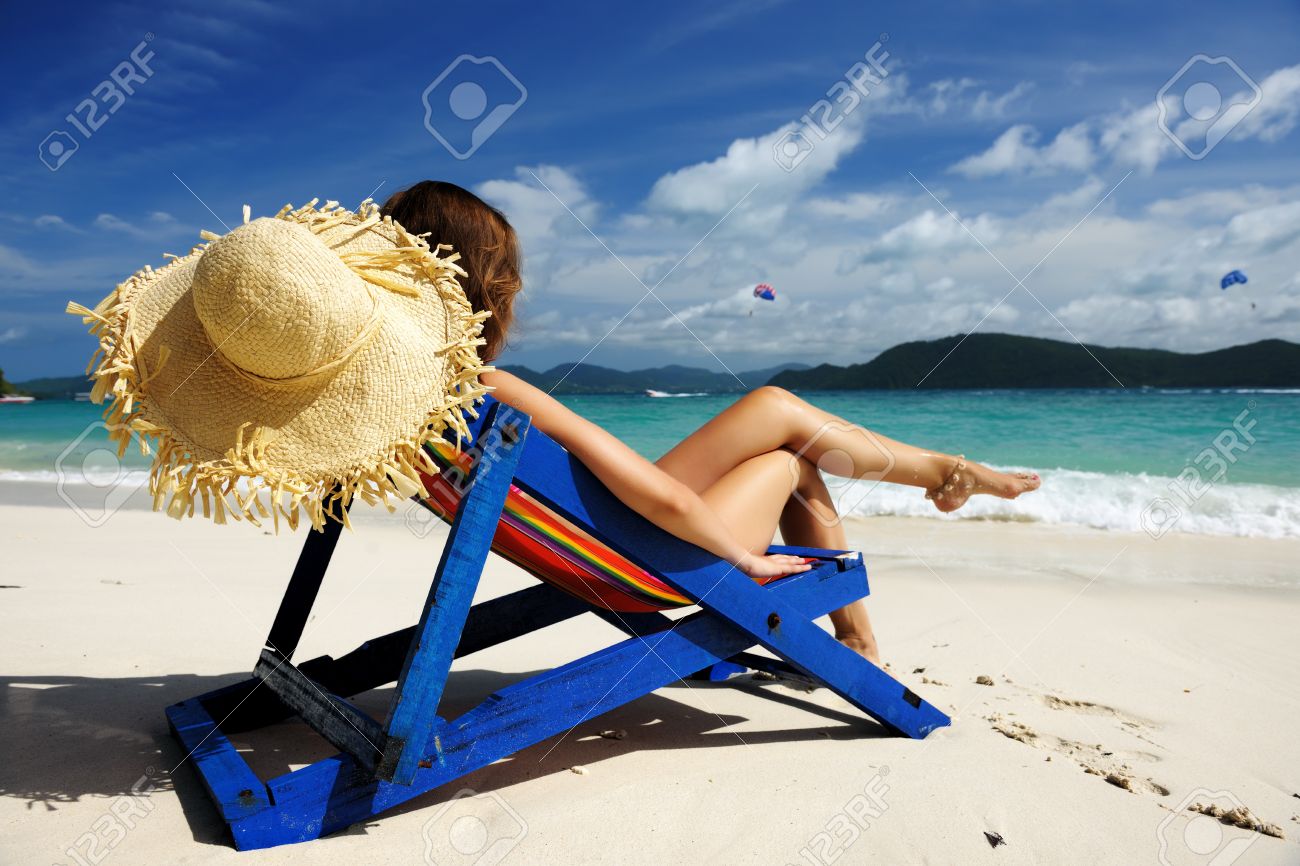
[836,632,880,665]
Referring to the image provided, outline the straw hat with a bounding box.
[66,199,491,531]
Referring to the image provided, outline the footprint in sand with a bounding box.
[1042,694,1159,729]
[1037,692,1166,748]
[985,714,1170,797]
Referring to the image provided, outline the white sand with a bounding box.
[1,494,1297,865]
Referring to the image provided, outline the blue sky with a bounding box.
[2,0,1298,380]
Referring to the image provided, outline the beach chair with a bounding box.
[166,397,950,850]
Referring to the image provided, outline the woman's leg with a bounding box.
[684,448,882,664]
[775,461,881,666]
[658,386,1039,510]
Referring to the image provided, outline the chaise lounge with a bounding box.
[166,396,950,850]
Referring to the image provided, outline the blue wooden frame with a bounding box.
[166,398,949,850]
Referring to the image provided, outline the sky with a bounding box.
[1,0,1298,381]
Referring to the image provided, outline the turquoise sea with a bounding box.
[2,389,1298,537]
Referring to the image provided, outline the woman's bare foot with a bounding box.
[837,633,881,666]
[926,457,1041,513]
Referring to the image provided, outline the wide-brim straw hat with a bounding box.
[66,198,490,531]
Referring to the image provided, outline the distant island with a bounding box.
[508,334,1299,392]
[10,334,1298,398]
[499,362,809,394]
[9,374,92,400]
[768,334,1300,390]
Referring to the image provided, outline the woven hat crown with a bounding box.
[192,218,375,382]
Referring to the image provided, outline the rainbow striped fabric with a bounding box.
[418,440,696,612]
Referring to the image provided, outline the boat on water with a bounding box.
[0,395,35,404]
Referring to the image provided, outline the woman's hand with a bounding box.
[737,552,814,580]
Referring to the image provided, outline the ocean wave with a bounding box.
[827,467,1300,539]
[0,468,152,486]
[1141,388,1300,395]
[6,465,1300,539]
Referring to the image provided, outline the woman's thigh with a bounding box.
[656,388,798,493]
[692,449,801,555]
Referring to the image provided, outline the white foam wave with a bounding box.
[6,465,1300,539]
[827,467,1300,539]
[0,468,152,487]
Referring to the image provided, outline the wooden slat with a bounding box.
[167,698,270,821]
[377,404,529,784]
[252,649,386,773]
[264,500,347,660]
[670,564,948,738]
[204,583,593,733]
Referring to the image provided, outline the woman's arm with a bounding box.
[479,370,809,580]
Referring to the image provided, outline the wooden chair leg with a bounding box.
[377,403,530,784]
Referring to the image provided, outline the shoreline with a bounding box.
[4,479,1299,587]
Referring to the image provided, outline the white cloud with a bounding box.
[971,82,1034,120]
[1033,177,1108,215]
[502,177,1300,367]
[34,215,78,231]
[468,67,1298,371]
[952,63,1300,178]
[927,78,978,114]
[0,244,38,278]
[92,212,185,238]
[1065,61,1101,87]
[646,109,870,218]
[861,209,1000,262]
[950,122,1094,177]
[1144,184,1292,220]
[804,192,899,220]
[0,326,27,344]
[919,78,1032,120]
[1236,64,1300,142]
[1096,102,1172,173]
[1219,200,1300,255]
[477,165,597,239]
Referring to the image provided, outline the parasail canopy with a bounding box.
[1220,269,1248,290]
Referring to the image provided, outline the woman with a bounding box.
[383,181,1041,665]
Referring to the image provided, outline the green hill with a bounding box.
[768,334,1300,390]
[11,375,92,400]
[500,362,809,394]
[0,368,19,396]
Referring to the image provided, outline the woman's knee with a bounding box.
[790,452,828,496]
[741,386,803,430]
[747,385,796,408]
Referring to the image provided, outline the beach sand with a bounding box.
[1,490,1297,865]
